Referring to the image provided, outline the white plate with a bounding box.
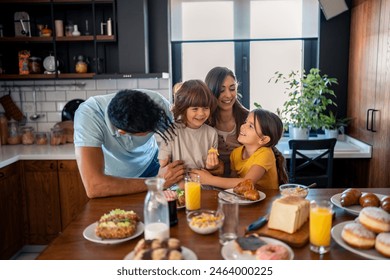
[330,192,387,216]
[123,246,198,260]
[83,222,144,244]
[221,237,294,260]
[331,221,389,260]
[218,189,266,205]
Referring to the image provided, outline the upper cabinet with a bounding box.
[0,0,169,80]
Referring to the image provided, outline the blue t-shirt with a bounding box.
[73,89,172,178]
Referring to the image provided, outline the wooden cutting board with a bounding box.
[255,221,309,248]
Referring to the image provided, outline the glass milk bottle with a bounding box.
[143,178,170,240]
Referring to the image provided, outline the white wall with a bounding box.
[0,78,171,133]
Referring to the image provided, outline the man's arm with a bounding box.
[76,146,186,198]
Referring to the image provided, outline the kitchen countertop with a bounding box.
[0,143,76,168]
[276,135,372,159]
[0,135,372,169]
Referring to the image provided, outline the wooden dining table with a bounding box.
[37,188,390,260]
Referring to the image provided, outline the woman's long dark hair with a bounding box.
[205,66,249,135]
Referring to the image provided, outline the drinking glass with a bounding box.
[218,197,239,245]
[184,174,201,211]
[310,200,333,254]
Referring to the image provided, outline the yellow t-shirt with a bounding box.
[230,146,278,190]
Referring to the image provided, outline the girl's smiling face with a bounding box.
[217,75,237,111]
[185,106,211,129]
[238,112,263,145]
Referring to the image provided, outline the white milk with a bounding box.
[144,222,169,240]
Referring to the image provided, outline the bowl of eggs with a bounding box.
[279,183,309,198]
[186,210,224,235]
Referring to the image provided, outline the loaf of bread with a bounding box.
[268,196,309,234]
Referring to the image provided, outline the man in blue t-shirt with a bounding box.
[74,89,185,198]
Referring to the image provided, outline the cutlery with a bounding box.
[201,184,249,200]
[246,214,269,232]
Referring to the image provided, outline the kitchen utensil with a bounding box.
[61,99,84,121]
[14,12,31,37]
[0,90,24,121]
[246,214,269,232]
[202,184,248,200]
[30,90,44,120]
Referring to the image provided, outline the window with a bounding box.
[171,0,319,112]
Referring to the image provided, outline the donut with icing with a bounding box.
[358,207,390,233]
[375,232,390,258]
[255,244,290,260]
[341,222,376,249]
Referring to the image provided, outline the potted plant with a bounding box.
[269,68,338,139]
[320,111,352,139]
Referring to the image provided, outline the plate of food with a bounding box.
[218,189,266,205]
[166,186,185,209]
[83,209,143,244]
[124,238,197,260]
[331,221,389,260]
[331,189,388,216]
[221,235,294,260]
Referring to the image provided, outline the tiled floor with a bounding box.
[11,245,46,260]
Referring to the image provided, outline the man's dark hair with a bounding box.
[108,89,175,141]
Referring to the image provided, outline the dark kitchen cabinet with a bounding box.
[0,162,24,260]
[0,0,170,80]
[23,160,61,244]
[23,160,88,244]
[0,0,116,79]
[58,160,89,229]
[346,0,390,188]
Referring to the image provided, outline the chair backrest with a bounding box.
[288,138,337,188]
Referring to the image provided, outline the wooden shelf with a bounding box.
[0,36,53,43]
[0,35,115,42]
[0,73,95,80]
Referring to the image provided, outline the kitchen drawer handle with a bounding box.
[50,162,55,169]
[371,109,378,132]
[0,172,4,178]
[366,109,373,131]
[59,163,64,169]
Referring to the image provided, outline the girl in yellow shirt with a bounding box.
[192,108,287,190]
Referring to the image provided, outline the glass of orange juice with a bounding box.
[310,200,333,254]
[184,174,201,211]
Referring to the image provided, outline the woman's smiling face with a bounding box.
[217,75,237,111]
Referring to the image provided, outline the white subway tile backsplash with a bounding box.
[138,78,159,89]
[67,91,86,100]
[117,79,138,89]
[46,112,62,122]
[159,78,170,89]
[45,91,66,101]
[0,77,172,133]
[96,79,117,90]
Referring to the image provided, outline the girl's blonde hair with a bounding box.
[172,79,217,125]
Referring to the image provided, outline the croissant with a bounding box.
[244,189,260,201]
[233,179,254,195]
[340,188,362,207]
[380,196,390,213]
[359,192,380,208]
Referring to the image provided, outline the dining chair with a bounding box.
[288,138,337,188]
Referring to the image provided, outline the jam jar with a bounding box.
[50,127,63,145]
[7,120,21,145]
[21,126,35,145]
[28,57,42,74]
[35,132,48,145]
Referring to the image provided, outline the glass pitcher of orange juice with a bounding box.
[184,174,201,211]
